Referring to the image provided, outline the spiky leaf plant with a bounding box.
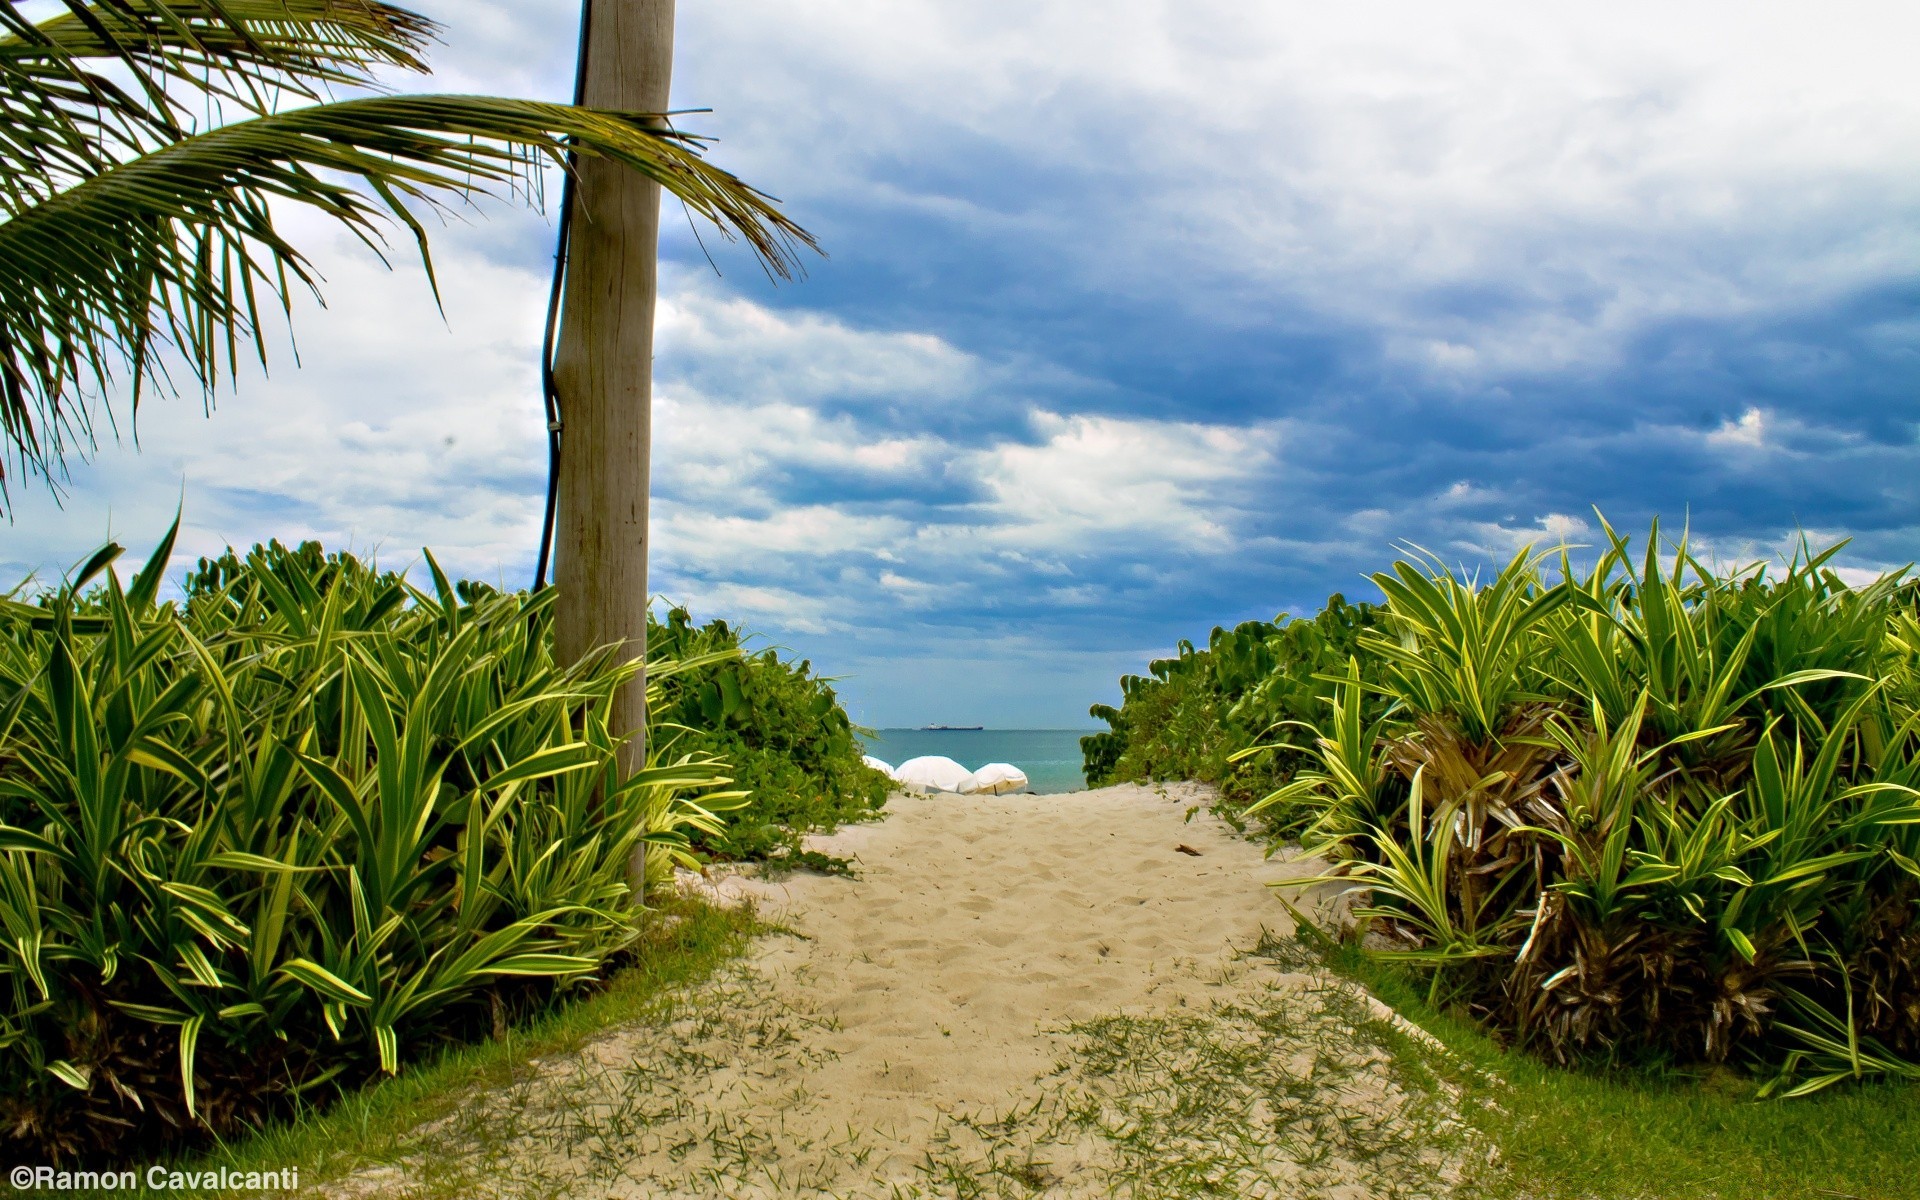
[1178,519,1920,1092]
[1081,595,1388,831]
[0,524,745,1161]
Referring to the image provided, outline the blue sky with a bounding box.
[6,1,1919,728]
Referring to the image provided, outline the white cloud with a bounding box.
[656,281,978,407]
[1044,584,1107,608]
[1706,407,1769,450]
[654,391,941,506]
[1437,481,1499,507]
[652,401,1281,601]
[656,505,909,569]
[656,581,843,637]
[966,411,1279,550]
[1459,512,1595,558]
[654,0,1920,381]
[616,287,1293,638]
[637,288,1286,594]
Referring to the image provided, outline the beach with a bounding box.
[858,729,1093,794]
[328,784,1476,1198]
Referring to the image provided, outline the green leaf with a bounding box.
[179,1013,205,1119]
[277,958,372,1006]
[69,542,124,591]
[479,953,597,977]
[108,1001,190,1024]
[374,1023,398,1075]
[483,744,605,792]
[47,1060,91,1090]
[127,510,182,611]
[0,90,814,499]
[1726,927,1758,964]
[204,850,322,873]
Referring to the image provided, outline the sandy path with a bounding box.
[335,784,1479,1199]
[740,782,1329,1117]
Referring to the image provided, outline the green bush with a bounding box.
[1082,595,1386,832]
[647,606,890,862]
[0,529,747,1161]
[1096,520,1920,1093]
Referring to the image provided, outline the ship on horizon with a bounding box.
[920,724,985,731]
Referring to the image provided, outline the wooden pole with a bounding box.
[553,0,673,893]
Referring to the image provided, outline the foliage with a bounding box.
[1268,523,1920,1090]
[1304,925,1920,1200]
[1081,595,1386,832]
[646,605,890,863]
[0,526,749,1161]
[0,1,813,504]
[192,899,761,1198]
[1094,518,1920,1093]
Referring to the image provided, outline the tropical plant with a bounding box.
[1258,526,1920,1090]
[0,0,812,503]
[1081,595,1386,831]
[1100,519,1920,1093]
[644,604,889,862]
[0,526,750,1161]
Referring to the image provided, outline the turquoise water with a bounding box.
[858,729,1093,795]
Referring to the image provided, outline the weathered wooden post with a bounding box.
[552,0,674,893]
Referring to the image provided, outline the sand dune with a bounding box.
[329,784,1478,1199]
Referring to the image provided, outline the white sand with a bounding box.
[733,783,1330,1116]
[329,784,1476,1199]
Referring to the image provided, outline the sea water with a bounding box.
[857,729,1094,795]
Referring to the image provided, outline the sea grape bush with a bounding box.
[646,606,888,862]
[0,529,866,1161]
[1082,594,1387,832]
[1091,519,1920,1092]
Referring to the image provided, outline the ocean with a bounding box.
[857,729,1094,795]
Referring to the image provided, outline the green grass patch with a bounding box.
[176,898,760,1197]
[761,848,860,878]
[1319,935,1920,1200]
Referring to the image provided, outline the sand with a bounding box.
[327,784,1481,1199]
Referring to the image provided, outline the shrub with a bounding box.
[1098,519,1920,1093]
[646,606,890,862]
[0,528,745,1161]
[1081,595,1386,833]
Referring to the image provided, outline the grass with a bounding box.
[1311,930,1920,1200]
[912,934,1480,1200]
[223,814,1902,1200]
[164,897,762,1198]
[58,796,1918,1200]
[762,847,862,878]
[176,908,857,1200]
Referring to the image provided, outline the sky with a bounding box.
[5,1,1919,728]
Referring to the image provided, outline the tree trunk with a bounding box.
[553,0,674,897]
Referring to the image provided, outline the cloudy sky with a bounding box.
[7,1,1919,728]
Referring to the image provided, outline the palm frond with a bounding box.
[3,0,431,79]
[0,93,819,503]
[0,2,435,210]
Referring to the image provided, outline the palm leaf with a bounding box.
[3,1,431,86]
[0,2,435,209]
[0,93,817,499]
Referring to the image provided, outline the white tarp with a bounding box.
[961,763,1029,795]
[862,755,897,779]
[893,755,974,794]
